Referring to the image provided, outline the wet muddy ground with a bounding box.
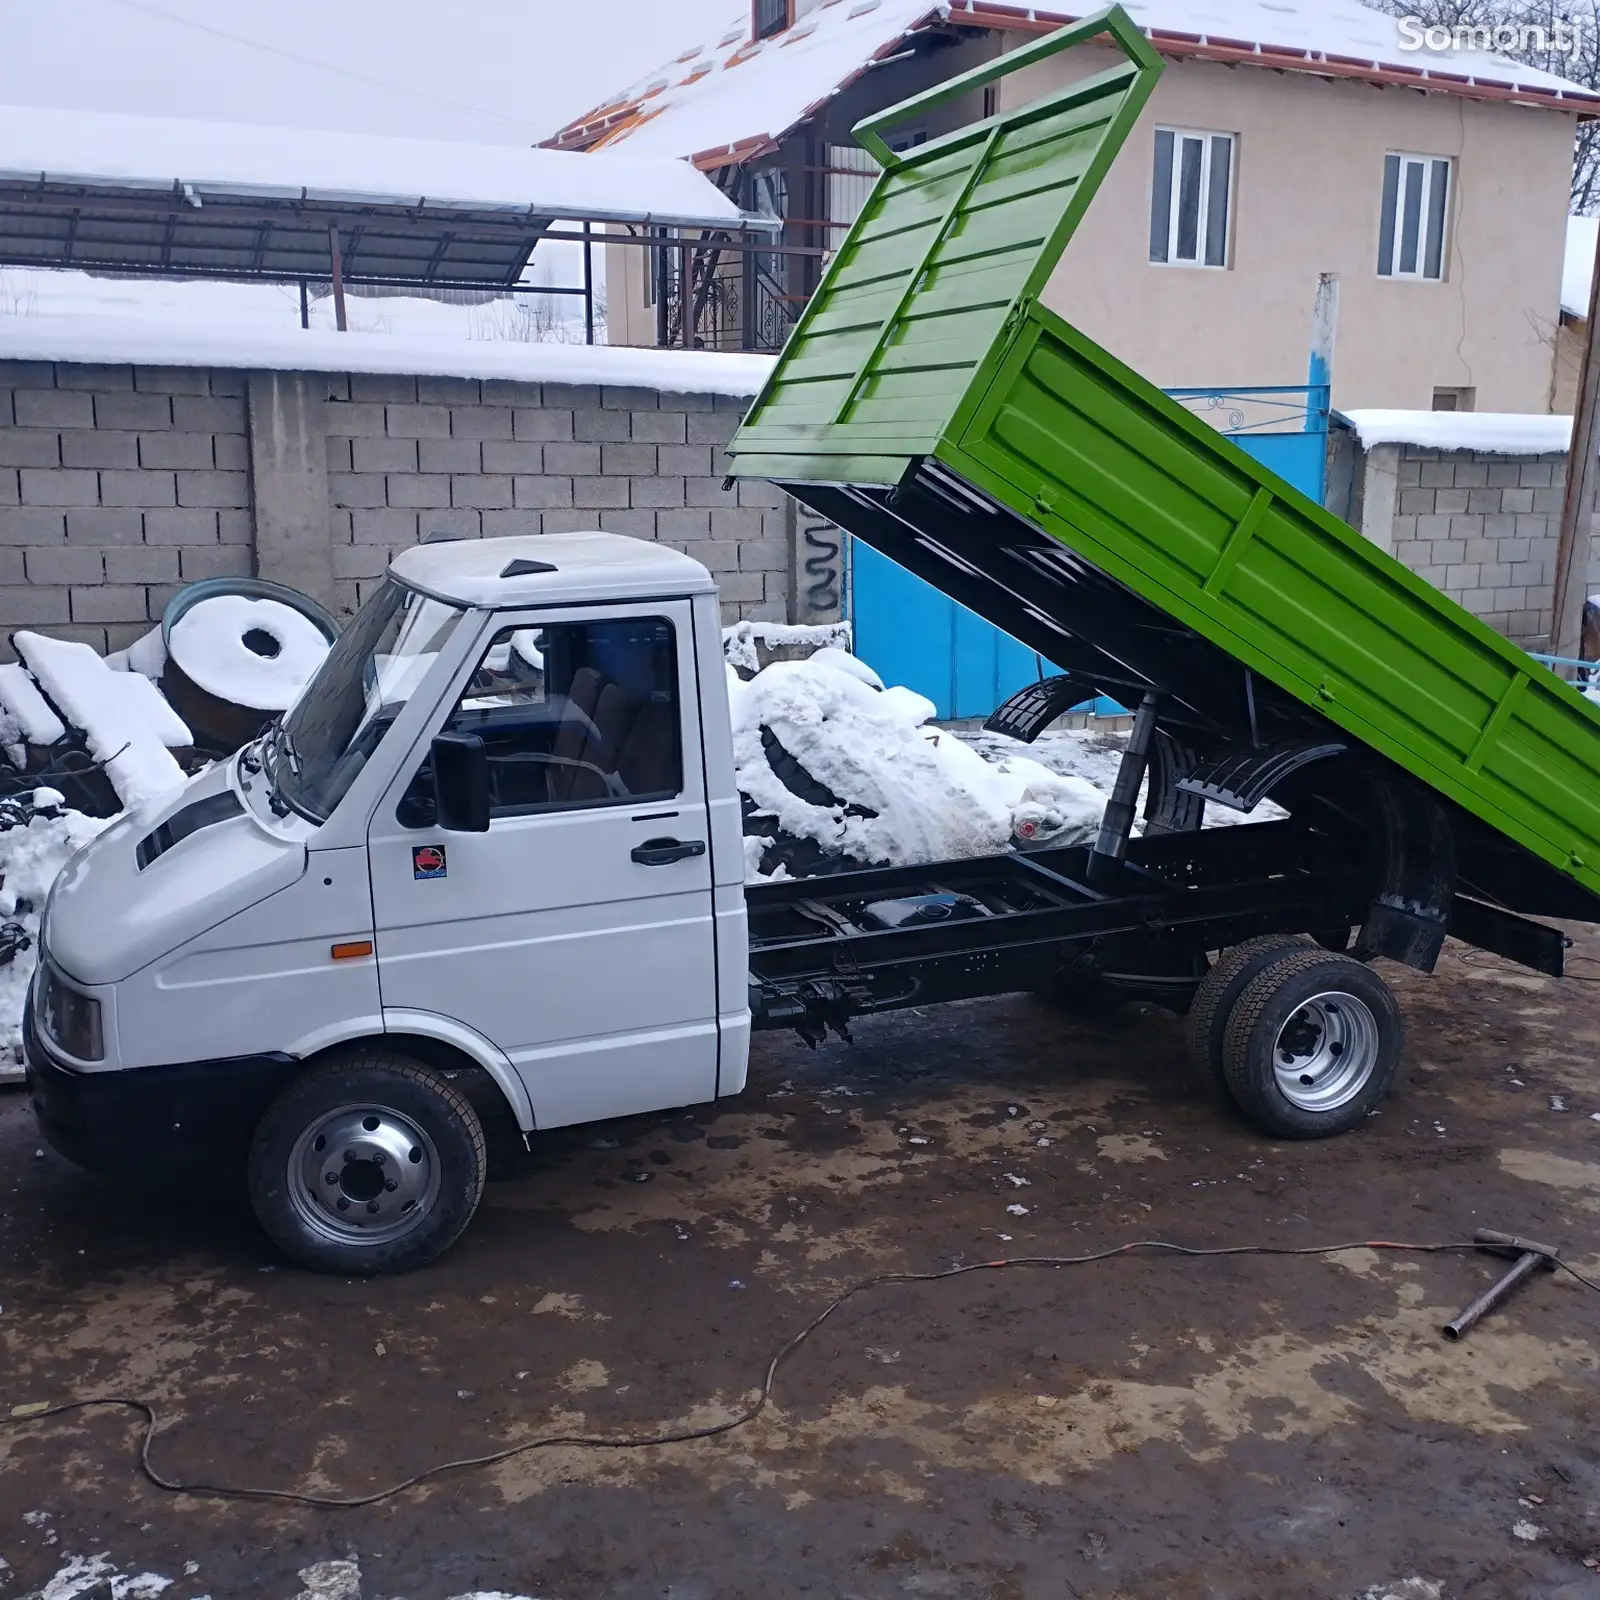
[2,934,1599,1599]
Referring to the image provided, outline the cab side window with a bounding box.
[403,616,682,825]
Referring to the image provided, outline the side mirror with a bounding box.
[432,732,490,833]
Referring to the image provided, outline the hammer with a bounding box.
[1442,1228,1561,1341]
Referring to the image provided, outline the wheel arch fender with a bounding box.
[304,1009,535,1132]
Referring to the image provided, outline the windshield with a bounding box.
[270,578,465,822]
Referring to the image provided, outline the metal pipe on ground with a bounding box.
[1441,1228,1561,1340]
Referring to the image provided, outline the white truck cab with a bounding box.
[27,532,752,1273]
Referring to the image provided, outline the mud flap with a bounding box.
[1354,776,1456,972]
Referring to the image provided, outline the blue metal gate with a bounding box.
[850,380,1331,718]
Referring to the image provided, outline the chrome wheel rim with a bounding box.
[287,1104,440,1247]
[1272,990,1380,1113]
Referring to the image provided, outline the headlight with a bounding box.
[36,961,104,1062]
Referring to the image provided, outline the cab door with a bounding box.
[366,600,720,1128]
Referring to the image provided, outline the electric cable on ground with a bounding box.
[8,1235,1598,1511]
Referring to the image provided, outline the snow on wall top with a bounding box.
[0,103,747,230]
[548,0,1597,164]
[1564,214,1597,319]
[0,304,777,398]
[1339,409,1572,455]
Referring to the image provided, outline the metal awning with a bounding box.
[0,104,765,291]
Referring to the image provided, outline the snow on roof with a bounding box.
[393,531,716,609]
[0,103,747,231]
[1339,409,1572,455]
[1564,214,1598,319]
[0,270,776,397]
[548,0,1598,164]
[550,0,944,162]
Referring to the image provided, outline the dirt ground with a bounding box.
[2,933,1599,1600]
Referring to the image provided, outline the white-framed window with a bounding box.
[1149,127,1233,268]
[1378,153,1451,280]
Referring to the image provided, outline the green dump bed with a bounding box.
[725,6,1600,924]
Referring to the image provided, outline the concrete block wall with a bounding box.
[0,361,252,652]
[0,360,791,660]
[1351,443,1595,649]
[318,374,785,619]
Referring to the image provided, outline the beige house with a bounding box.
[548,0,1595,414]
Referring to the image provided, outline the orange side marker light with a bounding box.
[331,940,374,961]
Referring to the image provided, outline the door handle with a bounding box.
[631,837,707,866]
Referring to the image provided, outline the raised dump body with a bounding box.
[726,5,1600,947]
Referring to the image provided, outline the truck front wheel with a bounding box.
[247,1051,488,1274]
[1220,950,1403,1139]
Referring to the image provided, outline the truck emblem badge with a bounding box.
[412,845,447,880]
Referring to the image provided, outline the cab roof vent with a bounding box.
[500,558,558,578]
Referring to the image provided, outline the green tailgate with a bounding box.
[732,7,1163,485]
[727,5,1600,905]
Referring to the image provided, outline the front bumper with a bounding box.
[25,1005,298,1177]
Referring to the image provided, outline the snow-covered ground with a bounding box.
[12,1547,533,1600]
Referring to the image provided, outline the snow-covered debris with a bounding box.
[0,662,66,747]
[167,594,331,712]
[103,624,169,681]
[734,650,1104,879]
[1339,410,1570,457]
[14,632,187,810]
[723,619,852,676]
[109,671,191,748]
[0,800,113,1060]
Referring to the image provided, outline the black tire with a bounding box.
[1220,950,1404,1139]
[247,1051,487,1275]
[1184,935,1311,1086]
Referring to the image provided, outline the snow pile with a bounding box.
[168,594,331,712]
[732,653,1104,879]
[0,795,114,1061]
[723,619,852,676]
[14,632,187,810]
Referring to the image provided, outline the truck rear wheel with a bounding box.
[247,1051,487,1275]
[1185,934,1311,1086]
[1219,950,1403,1139]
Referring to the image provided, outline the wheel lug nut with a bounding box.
[367,1201,380,1214]
[344,1150,358,1163]
[336,1197,350,1211]
[325,1172,339,1185]
[384,1179,398,1192]
[371,1151,385,1165]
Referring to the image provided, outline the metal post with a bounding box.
[328,225,348,333]
[299,279,309,329]
[582,220,594,346]
[655,230,668,349]
[1306,271,1338,428]
[1552,225,1600,664]
[1087,690,1160,886]
[682,239,692,348]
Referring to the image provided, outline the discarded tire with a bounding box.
[161,579,337,753]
